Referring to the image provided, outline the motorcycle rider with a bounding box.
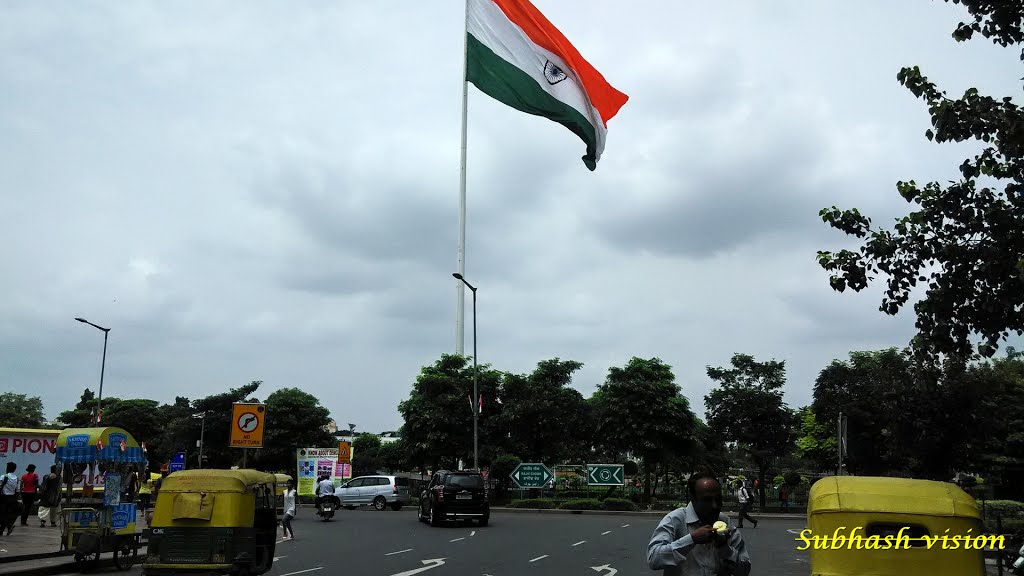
[315,475,336,516]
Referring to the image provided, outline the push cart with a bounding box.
[54,427,147,572]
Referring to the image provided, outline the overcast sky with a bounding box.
[1,1,1019,433]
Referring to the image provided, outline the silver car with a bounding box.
[334,475,411,511]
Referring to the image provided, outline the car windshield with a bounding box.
[446,474,483,490]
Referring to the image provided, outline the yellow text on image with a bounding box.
[795,528,1004,551]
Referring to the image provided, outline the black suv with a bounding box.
[418,469,489,527]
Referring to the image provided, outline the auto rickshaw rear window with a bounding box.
[865,522,930,547]
[171,492,216,520]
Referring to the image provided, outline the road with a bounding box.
[58,509,809,575]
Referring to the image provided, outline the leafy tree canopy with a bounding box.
[816,0,1024,365]
[0,393,45,428]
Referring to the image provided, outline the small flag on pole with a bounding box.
[479,394,483,415]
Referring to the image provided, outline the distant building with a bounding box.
[324,420,339,434]
[332,430,401,445]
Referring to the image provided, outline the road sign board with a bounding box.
[230,403,266,448]
[337,441,351,464]
[587,464,624,486]
[169,452,186,473]
[510,463,553,489]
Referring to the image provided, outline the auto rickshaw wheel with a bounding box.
[113,538,136,571]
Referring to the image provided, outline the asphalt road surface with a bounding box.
[58,509,809,576]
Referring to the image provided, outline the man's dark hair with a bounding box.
[5,462,15,473]
[687,469,720,498]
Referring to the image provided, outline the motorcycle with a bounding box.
[317,495,339,521]
[1012,541,1024,575]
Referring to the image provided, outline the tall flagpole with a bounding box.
[455,0,471,356]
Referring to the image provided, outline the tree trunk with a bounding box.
[758,466,767,507]
[643,461,652,504]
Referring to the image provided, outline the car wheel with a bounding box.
[373,496,387,511]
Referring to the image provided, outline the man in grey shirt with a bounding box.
[647,471,751,575]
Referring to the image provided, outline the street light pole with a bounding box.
[452,273,478,470]
[75,317,110,425]
[193,413,207,468]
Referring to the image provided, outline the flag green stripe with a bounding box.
[466,33,599,171]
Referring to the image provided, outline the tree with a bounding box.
[497,359,592,464]
[398,354,503,471]
[352,434,383,477]
[187,381,262,469]
[260,387,334,473]
[816,0,1024,366]
[58,389,122,428]
[377,439,408,473]
[794,406,837,472]
[704,354,798,506]
[0,393,45,428]
[590,357,697,502]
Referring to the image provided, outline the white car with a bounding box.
[334,475,411,511]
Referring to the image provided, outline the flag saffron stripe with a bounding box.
[486,0,628,125]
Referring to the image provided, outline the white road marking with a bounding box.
[621,524,630,528]
[449,537,465,542]
[529,555,549,562]
[591,565,618,575]
[386,548,413,556]
[786,528,806,535]
[470,530,476,537]
[572,540,587,546]
[279,569,324,576]
[275,539,285,544]
[601,530,612,535]
[390,558,446,576]
[273,555,288,561]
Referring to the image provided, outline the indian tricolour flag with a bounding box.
[466,0,628,170]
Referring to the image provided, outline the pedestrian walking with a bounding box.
[647,470,751,575]
[37,466,61,528]
[1,462,20,535]
[282,479,296,540]
[18,464,39,526]
[779,485,789,512]
[734,481,757,528]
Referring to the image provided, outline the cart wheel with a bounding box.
[114,540,136,571]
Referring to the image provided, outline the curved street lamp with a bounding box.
[75,317,110,425]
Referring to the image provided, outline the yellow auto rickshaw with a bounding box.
[806,476,990,575]
[142,469,278,575]
[274,473,291,517]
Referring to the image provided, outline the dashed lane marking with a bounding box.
[529,555,549,562]
[386,549,413,556]
[279,568,324,576]
[601,531,612,535]
[572,541,587,547]
[449,537,465,542]
[621,524,630,528]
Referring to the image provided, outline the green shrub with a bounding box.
[602,498,637,511]
[648,501,684,511]
[984,500,1024,517]
[558,498,603,510]
[509,498,557,509]
[985,518,1024,535]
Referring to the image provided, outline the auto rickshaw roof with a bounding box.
[160,469,277,493]
[808,476,980,519]
[55,427,146,464]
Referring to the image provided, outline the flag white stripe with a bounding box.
[467,0,606,158]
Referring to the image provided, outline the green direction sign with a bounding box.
[587,464,625,486]
[510,463,553,489]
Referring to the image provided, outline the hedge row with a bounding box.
[507,498,640,511]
